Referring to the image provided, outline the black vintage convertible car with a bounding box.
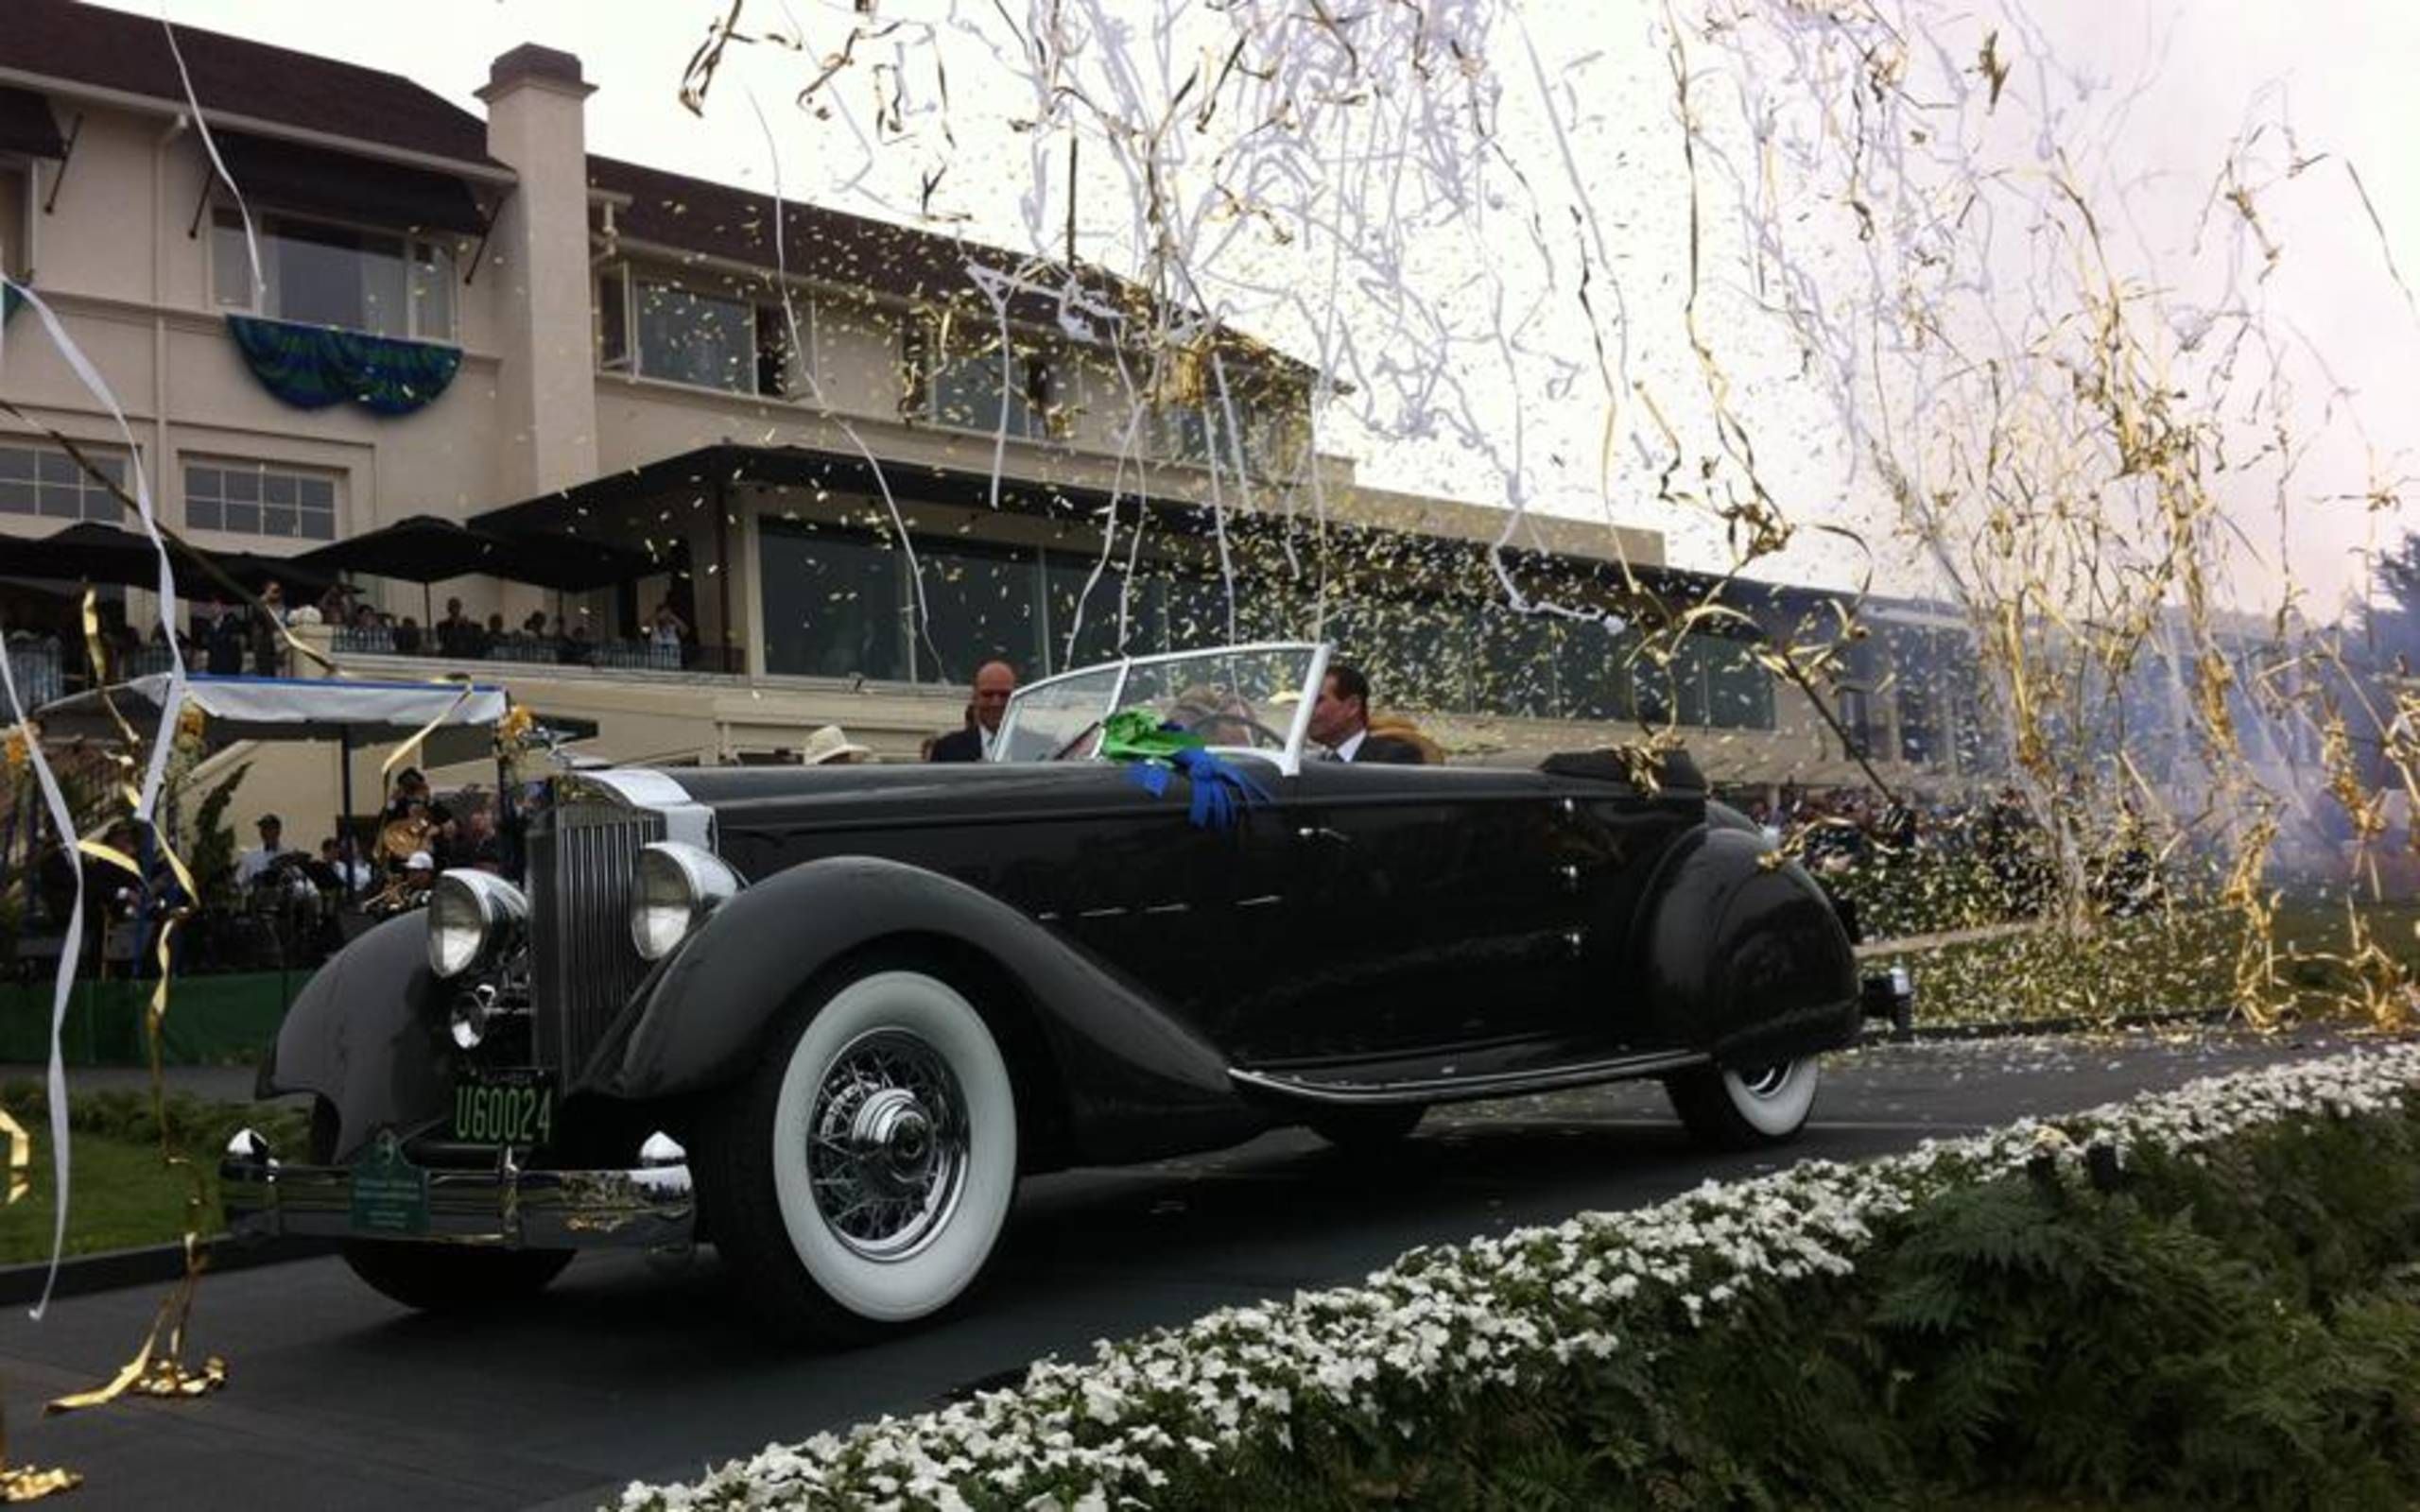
[225,643,1874,1338]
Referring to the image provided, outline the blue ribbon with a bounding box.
[1116,722,1273,830]
[1173,745,1273,830]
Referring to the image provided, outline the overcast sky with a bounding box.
[91,1,2420,617]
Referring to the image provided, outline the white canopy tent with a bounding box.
[36,676,514,892]
[37,674,510,766]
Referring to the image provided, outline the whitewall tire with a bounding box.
[704,966,1018,1341]
[1664,1057,1820,1149]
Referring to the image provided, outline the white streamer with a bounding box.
[161,4,263,302]
[0,644,80,1323]
[2,275,187,1317]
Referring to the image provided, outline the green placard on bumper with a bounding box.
[350,1135,430,1236]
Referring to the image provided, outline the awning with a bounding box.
[0,87,65,160]
[216,131,487,237]
[36,673,510,767]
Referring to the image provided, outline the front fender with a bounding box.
[597,855,1258,1159]
[1629,824,1860,1062]
[261,913,453,1162]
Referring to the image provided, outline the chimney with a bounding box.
[477,44,599,498]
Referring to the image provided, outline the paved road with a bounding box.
[0,1029,2360,1510]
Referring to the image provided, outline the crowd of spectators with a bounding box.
[330,593,692,671]
[3,583,700,699]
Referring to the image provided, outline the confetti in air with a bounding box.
[669,0,2419,1028]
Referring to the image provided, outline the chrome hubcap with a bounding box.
[1737,1063,1792,1098]
[806,1029,968,1261]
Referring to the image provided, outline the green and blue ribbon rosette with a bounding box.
[1098,708,1272,831]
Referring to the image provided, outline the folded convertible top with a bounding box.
[1538,747,1705,791]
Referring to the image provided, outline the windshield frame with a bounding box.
[992,641,1332,776]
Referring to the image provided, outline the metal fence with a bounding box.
[4,639,62,710]
[331,627,685,672]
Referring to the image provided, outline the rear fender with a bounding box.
[1628,823,1860,1063]
[599,855,1261,1160]
[260,913,453,1162]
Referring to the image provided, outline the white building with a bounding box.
[0,1,1946,833]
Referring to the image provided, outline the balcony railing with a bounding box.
[5,639,64,711]
[330,627,700,673]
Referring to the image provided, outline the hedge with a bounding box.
[619,1042,2420,1511]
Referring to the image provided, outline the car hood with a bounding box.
[651,759,1194,832]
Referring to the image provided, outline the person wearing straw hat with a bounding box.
[800,724,873,765]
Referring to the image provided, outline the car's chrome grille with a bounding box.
[529,799,664,1077]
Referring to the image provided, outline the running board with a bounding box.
[1229,1048,1710,1108]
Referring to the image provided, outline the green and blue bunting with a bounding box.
[1099,708,1272,831]
[225,315,462,418]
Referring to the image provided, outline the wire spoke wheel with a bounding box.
[705,963,1019,1341]
[805,1029,971,1262]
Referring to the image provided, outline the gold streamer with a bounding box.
[0,1114,26,1208]
[379,676,481,791]
[0,669,78,1501]
[45,819,223,1417]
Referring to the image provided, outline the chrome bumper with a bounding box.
[220,1143,696,1251]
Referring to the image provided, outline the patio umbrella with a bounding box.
[17,521,214,591]
[211,551,339,601]
[294,513,527,623]
[13,522,337,606]
[490,534,662,593]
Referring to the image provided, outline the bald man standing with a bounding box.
[927,660,1017,762]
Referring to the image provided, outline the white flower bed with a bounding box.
[621,1043,2420,1512]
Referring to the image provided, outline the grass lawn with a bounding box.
[0,1129,222,1263]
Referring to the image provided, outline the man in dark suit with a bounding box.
[199,601,246,676]
[927,660,1017,762]
[1308,662,1425,764]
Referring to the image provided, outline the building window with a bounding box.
[597,268,631,370]
[902,317,1052,438]
[754,302,796,398]
[759,523,908,680]
[212,208,457,341]
[0,442,124,522]
[1152,399,1276,476]
[1701,638,1775,730]
[599,267,815,399]
[184,459,337,541]
[1836,685,1877,759]
[916,539,1043,682]
[0,161,27,281]
[1893,650,1943,764]
[1555,619,1634,722]
[928,347,1048,438]
[631,277,753,393]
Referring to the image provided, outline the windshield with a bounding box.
[993,644,1327,768]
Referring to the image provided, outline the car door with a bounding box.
[1212,763,1600,1064]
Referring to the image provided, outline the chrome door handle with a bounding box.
[1295,826,1350,844]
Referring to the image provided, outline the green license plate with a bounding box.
[351,1131,428,1236]
[450,1068,555,1147]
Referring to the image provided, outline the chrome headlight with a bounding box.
[631,841,742,962]
[427,871,528,979]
